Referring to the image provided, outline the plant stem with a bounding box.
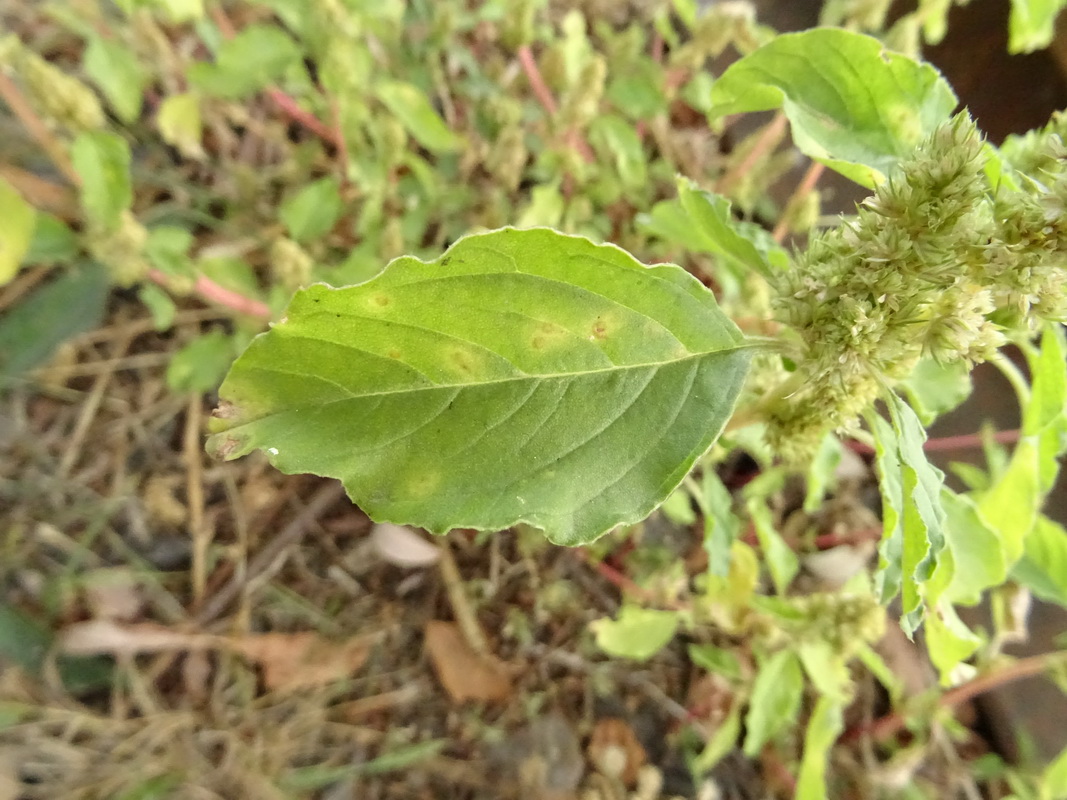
[841,650,1067,744]
[516,44,596,163]
[848,428,1022,455]
[147,269,271,319]
[773,160,825,242]
[715,111,788,195]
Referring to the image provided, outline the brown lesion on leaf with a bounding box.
[591,317,609,340]
[211,401,238,420]
[207,435,243,460]
[372,293,392,308]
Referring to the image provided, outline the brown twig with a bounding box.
[437,538,490,656]
[0,73,81,186]
[773,160,826,243]
[841,650,1067,744]
[184,395,208,602]
[715,111,788,196]
[194,480,347,625]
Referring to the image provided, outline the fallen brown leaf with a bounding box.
[230,631,371,692]
[587,717,647,787]
[58,620,372,692]
[424,620,511,704]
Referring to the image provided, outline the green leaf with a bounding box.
[0,176,37,285]
[280,177,343,244]
[676,178,790,281]
[0,603,111,694]
[1025,325,1067,493]
[1009,0,1067,53]
[606,57,666,119]
[661,486,696,526]
[138,283,177,330]
[978,437,1041,568]
[209,228,753,545]
[701,470,740,576]
[0,263,109,389]
[743,649,803,756]
[590,116,647,189]
[871,395,946,632]
[25,213,79,264]
[796,696,844,800]
[518,183,565,229]
[145,226,194,277]
[747,497,798,595]
[688,643,742,681]
[167,331,237,394]
[376,81,462,153]
[188,25,301,99]
[690,702,742,775]
[900,357,972,425]
[708,29,957,186]
[931,489,1005,606]
[70,130,132,232]
[592,606,680,661]
[83,36,146,123]
[157,93,203,158]
[925,602,981,683]
[1042,741,1067,800]
[803,434,842,513]
[1013,515,1067,608]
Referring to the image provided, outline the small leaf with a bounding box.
[701,470,740,576]
[900,357,972,425]
[0,176,37,285]
[375,81,462,153]
[709,29,957,186]
[188,25,301,99]
[24,213,78,264]
[978,437,1041,567]
[795,696,844,800]
[138,283,177,330]
[166,331,237,393]
[1012,515,1067,608]
[747,497,798,595]
[157,93,204,159]
[931,489,1005,606]
[1042,740,1067,800]
[0,264,109,388]
[145,226,194,276]
[592,606,680,661]
[1009,0,1067,53]
[606,57,667,119]
[209,228,752,545]
[590,116,647,188]
[83,36,146,123]
[676,178,789,280]
[280,177,343,243]
[743,649,803,756]
[70,130,132,232]
[925,602,981,683]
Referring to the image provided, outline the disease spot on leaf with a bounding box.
[449,348,477,375]
[531,335,546,350]
[405,468,441,499]
[366,293,392,310]
[210,435,244,459]
[211,401,238,420]
[388,348,402,359]
[440,256,451,267]
[592,317,609,341]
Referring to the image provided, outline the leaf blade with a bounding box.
[209,228,752,544]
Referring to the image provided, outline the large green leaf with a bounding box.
[708,29,957,186]
[1009,0,1067,53]
[208,228,752,545]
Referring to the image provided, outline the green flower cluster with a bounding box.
[765,113,1067,456]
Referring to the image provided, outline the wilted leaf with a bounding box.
[591,606,679,661]
[709,29,957,186]
[208,228,752,545]
[423,620,511,703]
[229,631,371,692]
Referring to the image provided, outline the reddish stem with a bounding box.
[841,651,1067,744]
[148,269,271,319]
[848,428,1022,456]
[516,44,596,164]
[773,160,826,243]
[715,111,788,195]
[209,7,339,148]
